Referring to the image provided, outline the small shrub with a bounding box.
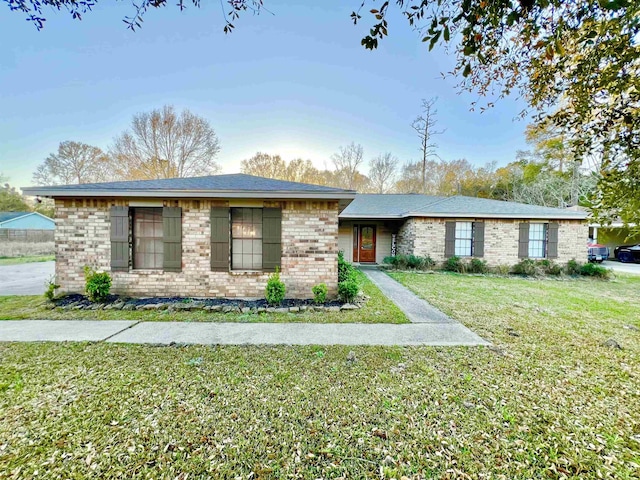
[468,258,489,274]
[443,256,465,273]
[566,259,582,275]
[44,276,60,301]
[383,256,397,267]
[492,264,511,275]
[394,254,409,270]
[512,259,539,276]
[265,267,286,306]
[406,254,423,269]
[580,263,611,279]
[420,256,436,269]
[338,279,359,303]
[84,266,112,302]
[338,251,356,282]
[312,283,328,304]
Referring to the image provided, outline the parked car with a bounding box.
[587,241,609,263]
[614,244,640,263]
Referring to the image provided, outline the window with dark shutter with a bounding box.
[444,221,456,258]
[473,221,485,257]
[547,222,559,259]
[262,208,282,272]
[210,207,230,271]
[163,207,182,272]
[518,223,530,259]
[110,206,129,271]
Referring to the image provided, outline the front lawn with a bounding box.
[0,274,638,478]
[0,270,409,324]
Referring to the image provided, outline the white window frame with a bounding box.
[454,221,473,257]
[528,223,547,258]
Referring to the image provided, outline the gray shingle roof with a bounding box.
[0,212,31,223]
[340,194,587,220]
[22,174,356,199]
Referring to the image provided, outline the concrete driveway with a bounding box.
[0,261,55,295]
[602,260,640,275]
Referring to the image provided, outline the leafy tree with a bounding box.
[368,152,397,193]
[110,105,221,180]
[0,181,30,212]
[33,141,110,186]
[240,153,287,179]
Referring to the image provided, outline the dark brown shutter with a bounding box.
[444,221,456,258]
[473,221,484,257]
[163,207,182,272]
[210,207,229,271]
[110,206,129,272]
[518,222,530,259]
[262,208,282,272]
[547,222,559,259]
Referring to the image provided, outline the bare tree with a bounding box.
[331,142,365,190]
[33,141,110,185]
[110,106,221,179]
[411,98,444,194]
[368,153,397,193]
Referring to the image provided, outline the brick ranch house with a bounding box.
[24,174,587,299]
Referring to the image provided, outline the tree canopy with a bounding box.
[7,0,639,229]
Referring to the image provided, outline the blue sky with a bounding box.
[0,0,530,189]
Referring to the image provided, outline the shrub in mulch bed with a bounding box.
[51,293,368,313]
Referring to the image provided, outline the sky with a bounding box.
[0,0,531,190]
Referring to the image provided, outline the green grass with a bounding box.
[0,269,409,324]
[0,273,638,478]
[0,255,54,266]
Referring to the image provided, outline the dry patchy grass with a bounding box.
[0,273,638,478]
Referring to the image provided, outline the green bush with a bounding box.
[566,259,582,275]
[492,264,511,275]
[84,266,112,302]
[338,251,356,282]
[385,254,434,270]
[44,277,60,301]
[468,258,489,274]
[312,283,328,304]
[383,256,397,267]
[265,268,286,306]
[338,279,359,303]
[580,263,611,279]
[443,256,465,273]
[512,259,539,276]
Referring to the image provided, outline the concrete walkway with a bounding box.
[361,267,453,324]
[0,267,490,346]
[0,261,55,296]
[0,320,489,346]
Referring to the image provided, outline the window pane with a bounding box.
[455,239,472,256]
[133,208,163,269]
[231,207,264,270]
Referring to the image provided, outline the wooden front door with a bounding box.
[353,225,376,263]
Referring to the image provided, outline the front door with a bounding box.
[353,225,376,263]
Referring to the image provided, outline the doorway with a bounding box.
[352,225,376,263]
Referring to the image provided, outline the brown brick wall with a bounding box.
[396,217,587,265]
[54,198,338,299]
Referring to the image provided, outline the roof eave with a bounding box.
[21,188,356,200]
[340,212,587,220]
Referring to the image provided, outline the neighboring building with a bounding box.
[339,194,587,266]
[0,211,55,230]
[23,175,588,299]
